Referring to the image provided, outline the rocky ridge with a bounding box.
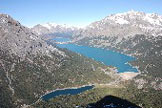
[76,10,162,39]
[0,14,66,59]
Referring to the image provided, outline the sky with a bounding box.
[0,0,162,27]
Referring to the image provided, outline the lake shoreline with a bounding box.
[119,72,139,80]
[40,84,95,99]
[57,43,138,72]
[26,84,95,108]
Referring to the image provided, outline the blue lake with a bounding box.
[42,37,138,101]
[42,85,94,101]
[54,37,138,73]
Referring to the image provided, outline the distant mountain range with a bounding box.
[80,10,162,38]
[32,23,80,38]
[32,10,162,38]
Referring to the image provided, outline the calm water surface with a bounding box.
[42,85,94,101]
[54,37,138,73]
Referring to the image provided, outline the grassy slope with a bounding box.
[0,48,113,107]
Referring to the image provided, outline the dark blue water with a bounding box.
[42,85,94,101]
[54,37,138,73]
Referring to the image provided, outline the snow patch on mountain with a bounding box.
[41,23,79,30]
[32,22,82,36]
[143,14,162,26]
[42,23,58,29]
[114,18,129,24]
[78,10,162,39]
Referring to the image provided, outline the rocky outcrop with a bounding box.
[0,14,65,59]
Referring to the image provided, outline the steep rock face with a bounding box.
[0,14,65,59]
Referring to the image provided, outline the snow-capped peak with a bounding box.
[143,13,162,26]
[40,22,83,30]
[103,10,162,26]
[125,10,145,15]
[86,10,162,37]
[41,23,58,29]
[32,22,82,35]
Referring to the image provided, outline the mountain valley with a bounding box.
[1,10,162,108]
